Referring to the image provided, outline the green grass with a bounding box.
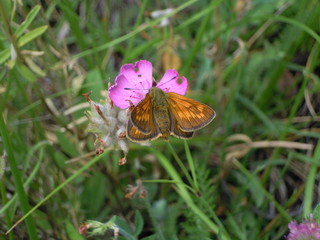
[0,0,320,239]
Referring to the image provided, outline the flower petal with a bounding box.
[119,60,153,90]
[156,69,188,95]
[108,75,148,109]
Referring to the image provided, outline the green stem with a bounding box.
[183,140,199,191]
[0,114,39,239]
[142,179,197,195]
[167,142,195,191]
[149,148,230,240]
[303,141,320,216]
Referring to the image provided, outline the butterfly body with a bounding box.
[149,87,171,140]
[127,87,215,142]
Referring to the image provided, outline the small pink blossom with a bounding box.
[108,60,188,109]
[286,216,320,240]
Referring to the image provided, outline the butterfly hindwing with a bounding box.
[170,114,194,139]
[167,92,215,132]
[126,119,161,142]
[130,93,154,134]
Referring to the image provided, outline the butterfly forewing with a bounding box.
[127,119,161,142]
[167,92,215,132]
[130,93,154,134]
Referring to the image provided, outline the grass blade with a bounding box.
[0,113,39,239]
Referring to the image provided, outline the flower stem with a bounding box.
[167,142,197,192]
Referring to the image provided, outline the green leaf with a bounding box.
[53,151,67,169]
[65,220,85,240]
[133,210,144,236]
[34,210,51,231]
[80,173,107,218]
[113,217,136,240]
[82,69,105,100]
[15,5,41,38]
[0,49,10,65]
[18,25,48,47]
[15,63,37,82]
[25,57,46,77]
[249,181,264,207]
[312,203,320,224]
[55,131,79,157]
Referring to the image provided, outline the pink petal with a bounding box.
[108,75,148,109]
[156,69,188,95]
[119,60,153,90]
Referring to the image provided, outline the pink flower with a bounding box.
[108,60,188,109]
[286,216,320,240]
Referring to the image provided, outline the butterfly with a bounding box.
[126,87,215,142]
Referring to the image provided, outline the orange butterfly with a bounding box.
[126,87,215,142]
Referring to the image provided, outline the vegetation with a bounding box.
[0,0,319,239]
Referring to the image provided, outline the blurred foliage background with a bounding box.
[0,0,320,239]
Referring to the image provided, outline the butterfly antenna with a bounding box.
[124,87,149,91]
[124,87,149,101]
[156,76,181,88]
